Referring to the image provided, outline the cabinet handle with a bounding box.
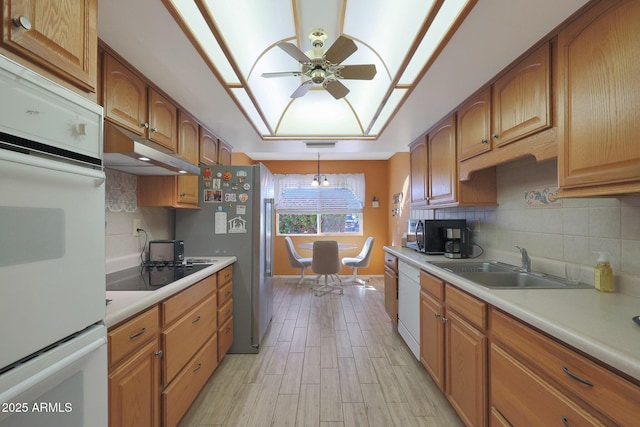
[192,315,201,324]
[441,317,448,323]
[561,416,570,427]
[434,313,441,318]
[492,133,499,139]
[193,363,202,373]
[481,138,488,144]
[141,122,149,129]
[562,366,593,387]
[151,127,158,133]
[154,350,163,358]
[12,16,32,30]
[129,327,146,340]
[180,193,186,197]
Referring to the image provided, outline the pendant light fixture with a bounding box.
[311,152,329,187]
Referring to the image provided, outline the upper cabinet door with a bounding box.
[199,127,218,166]
[457,88,491,161]
[177,110,199,164]
[558,0,640,193]
[427,114,457,206]
[492,42,551,148]
[409,137,428,207]
[148,88,177,152]
[217,140,232,166]
[2,0,97,92]
[103,53,147,137]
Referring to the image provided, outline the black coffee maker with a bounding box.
[443,227,471,258]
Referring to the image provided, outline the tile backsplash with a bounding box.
[104,169,173,273]
[412,157,640,296]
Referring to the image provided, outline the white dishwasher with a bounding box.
[397,260,421,359]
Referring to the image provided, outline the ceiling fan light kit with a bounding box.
[262,28,377,100]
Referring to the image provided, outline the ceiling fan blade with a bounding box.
[324,79,350,99]
[277,42,311,64]
[290,80,313,98]
[324,35,357,64]
[337,64,377,80]
[261,71,303,78]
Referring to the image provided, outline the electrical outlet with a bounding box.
[133,219,141,237]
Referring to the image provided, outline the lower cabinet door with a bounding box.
[162,334,218,427]
[218,316,233,362]
[491,344,604,426]
[109,339,161,427]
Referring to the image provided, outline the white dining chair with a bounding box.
[284,236,313,287]
[341,236,374,285]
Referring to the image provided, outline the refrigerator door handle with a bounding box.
[264,198,274,277]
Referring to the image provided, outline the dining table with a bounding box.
[297,242,358,251]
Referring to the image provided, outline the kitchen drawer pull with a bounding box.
[192,315,201,324]
[141,122,149,129]
[434,313,441,318]
[492,133,499,139]
[562,366,593,387]
[154,350,163,358]
[481,138,488,144]
[193,363,202,373]
[129,327,146,340]
[151,127,158,133]
[441,317,448,323]
[561,416,570,427]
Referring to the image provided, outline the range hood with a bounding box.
[103,122,200,176]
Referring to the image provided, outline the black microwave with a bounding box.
[406,219,467,254]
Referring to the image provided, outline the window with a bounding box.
[275,174,364,236]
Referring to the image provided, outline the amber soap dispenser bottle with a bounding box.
[594,251,613,293]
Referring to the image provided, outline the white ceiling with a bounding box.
[98,0,590,161]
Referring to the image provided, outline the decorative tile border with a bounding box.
[105,169,137,213]
[524,186,562,208]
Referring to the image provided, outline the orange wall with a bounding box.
[387,152,411,246]
[258,159,389,276]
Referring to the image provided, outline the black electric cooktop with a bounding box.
[106,262,213,291]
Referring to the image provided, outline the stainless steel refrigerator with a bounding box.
[175,163,274,353]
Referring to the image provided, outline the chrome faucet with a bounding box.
[515,245,531,272]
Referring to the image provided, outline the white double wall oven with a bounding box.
[0,55,107,427]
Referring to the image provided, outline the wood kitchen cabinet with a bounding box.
[1,0,98,92]
[419,271,487,427]
[137,109,201,209]
[102,51,178,152]
[383,251,398,327]
[409,136,428,207]
[108,306,161,427]
[557,0,640,197]
[216,265,234,361]
[490,308,640,427]
[410,113,497,209]
[217,140,232,165]
[199,126,218,165]
[109,272,224,427]
[457,41,554,181]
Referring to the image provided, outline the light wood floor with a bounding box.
[178,276,464,427]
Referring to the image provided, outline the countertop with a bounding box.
[384,246,640,382]
[105,256,236,328]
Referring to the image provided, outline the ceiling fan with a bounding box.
[261,28,377,99]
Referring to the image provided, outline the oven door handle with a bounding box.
[0,336,106,404]
[0,147,105,186]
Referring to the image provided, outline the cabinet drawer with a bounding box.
[109,306,159,367]
[491,344,603,426]
[162,333,218,427]
[162,274,216,326]
[491,309,640,426]
[217,297,233,326]
[218,265,233,286]
[218,316,233,362]
[384,252,397,271]
[163,294,217,385]
[217,281,233,307]
[445,284,486,330]
[420,271,444,300]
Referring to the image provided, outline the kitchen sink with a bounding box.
[429,261,518,273]
[429,260,592,289]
